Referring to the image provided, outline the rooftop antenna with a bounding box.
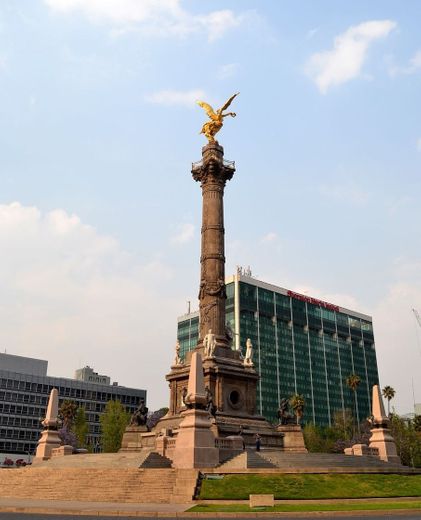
[187,301,191,314]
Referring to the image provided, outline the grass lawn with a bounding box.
[199,473,421,500]
[188,501,421,513]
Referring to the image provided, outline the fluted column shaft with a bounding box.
[192,142,235,346]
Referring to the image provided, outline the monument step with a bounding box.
[0,467,178,503]
[259,451,407,471]
[216,449,411,473]
[218,450,276,469]
[33,451,151,468]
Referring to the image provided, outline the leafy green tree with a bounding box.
[303,423,325,452]
[332,408,354,441]
[303,423,346,453]
[414,415,421,433]
[73,407,89,448]
[345,374,361,435]
[100,400,130,453]
[390,414,421,467]
[382,386,396,416]
[58,400,78,430]
[289,394,305,425]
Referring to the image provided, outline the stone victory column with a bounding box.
[161,94,282,447]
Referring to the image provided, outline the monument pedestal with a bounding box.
[172,408,219,468]
[34,388,62,462]
[368,385,401,464]
[369,427,401,464]
[34,429,62,461]
[277,424,307,453]
[163,347,283,448]
[120,426,153,452]
[171,352,219,468]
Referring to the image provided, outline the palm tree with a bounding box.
[289,394,305,425]
[382,386,396,416]
[346,373,361,436]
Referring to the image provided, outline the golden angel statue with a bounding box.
[197,92,239,143]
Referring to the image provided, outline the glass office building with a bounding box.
[177,272,379,426]
[0,353,146,456]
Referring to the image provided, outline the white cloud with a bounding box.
[408,50,421,72]
[44,0,248,41]
[261,232,277,243]
[170,223,195,244]
[373,280,421,414]
[389,49,421,77]
[217,63,239,80]
[0,202,179,410]
[145,89,205,108]
[305,20,396,93]
[200,9,242,42]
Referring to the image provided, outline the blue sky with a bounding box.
[0,0,420,413]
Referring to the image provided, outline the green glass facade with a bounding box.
[177,275,379,426]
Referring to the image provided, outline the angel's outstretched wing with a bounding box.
[197,100,216,119]
[220,92,239,112]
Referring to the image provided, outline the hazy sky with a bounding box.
[0,0,420,413]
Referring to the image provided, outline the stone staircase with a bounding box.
[259,451,413,473]
[216,449,418,473]
[33,451,152,469]
[0,467,187,503]
[218,450,276,470]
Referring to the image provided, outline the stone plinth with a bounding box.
[345,443,374,456]
[277,424,307,453]
[51,445,73,457]
[369,427,401,464]
[250,494,274,507]
[171,408,219,468]
[120,426,151,452]
[34,429,62,461]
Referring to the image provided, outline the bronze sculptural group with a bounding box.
[277,398,295,425]
[130,398,149,428]
[197,93,239,143]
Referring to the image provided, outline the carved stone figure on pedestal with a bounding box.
[173,339,182,366]
[205,386,217,417]
[244,338,254,366]
[182,387,191,409]
[203,329,216,358]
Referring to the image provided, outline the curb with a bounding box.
[2,507,421,517]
